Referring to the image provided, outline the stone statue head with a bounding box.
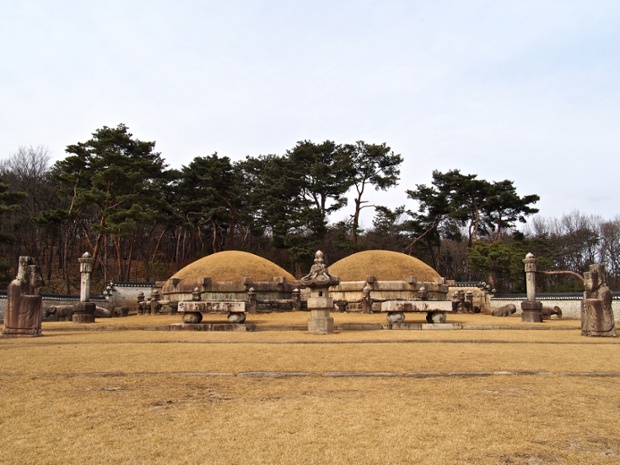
[16,256,43,293]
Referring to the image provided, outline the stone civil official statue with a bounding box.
[2,256,44,337]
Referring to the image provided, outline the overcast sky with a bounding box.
[2,0,619,228]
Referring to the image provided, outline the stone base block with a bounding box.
[72,313,96,323]
[308,309,334,334]
[72,302,96,323]
[170,323,253,332]
[422,323,460,330]
[1,327,42,337]
[521,301,543,323]
[386,312,405,323]
[384,323,423,330]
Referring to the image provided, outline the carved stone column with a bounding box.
[521,253,543,322]
[73,252,96,323]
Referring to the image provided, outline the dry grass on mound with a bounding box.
[329,250,440,282]
[172,251,295,282]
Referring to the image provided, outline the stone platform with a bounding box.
[170,323,254,332]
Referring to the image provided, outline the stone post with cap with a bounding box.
[73,252,96,323]
[521,252,543,322]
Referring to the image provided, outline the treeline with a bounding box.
[0,124,616,294]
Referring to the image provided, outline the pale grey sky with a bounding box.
[2,0,619,227]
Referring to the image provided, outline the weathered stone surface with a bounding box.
[112,306,130,317]
[72,314,96,323]
[211,323,251,332]
[2,256,43,337]
[44,305,74,321]
[227,312,246,323]
[384,323,423,330]
[300,250,339,290]
[178,300,246,314]
[182,312,202,324]
[422,323,460,330]
[169,323,254,332]
[307,297,333,309]
[386,312,405,323]
[583,264,616,337]
[304,251,337,335]
[381,300,452,312]
[521,300,543,323]
[583,298,617,337]
[72,302,96,324]
[541,305,562,320]
[491,304,517,317]
[426,311,447,323]
[308,312,334,334]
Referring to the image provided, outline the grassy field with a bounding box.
[1,313,619,465]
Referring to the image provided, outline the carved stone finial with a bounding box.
[300,250,339,289]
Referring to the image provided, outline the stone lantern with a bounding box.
[301,251,339,334]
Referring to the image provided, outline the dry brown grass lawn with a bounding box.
[1,313,619,465]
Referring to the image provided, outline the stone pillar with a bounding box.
[521,253,543,322]
[73,252,95,323]
[301,251,339,335]
[361,284,372,314]
[78,252,94,302]
[292,288,301,311]
[150,289,162,315]
[247,287,257,313]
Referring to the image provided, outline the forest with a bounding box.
[1,124,619,295]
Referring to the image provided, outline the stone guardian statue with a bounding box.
[2,256,44,337]
[583,264,616,337]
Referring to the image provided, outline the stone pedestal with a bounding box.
[308,308,335,334]
[307,296,334,334]
[521,300,543,323]
[72,302,96,323]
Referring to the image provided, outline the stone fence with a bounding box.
[0,292,109,321]
[490,292,620,321]
[3,286,620,323]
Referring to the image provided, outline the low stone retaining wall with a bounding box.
[0,294,109,322]
[490,294,620,321]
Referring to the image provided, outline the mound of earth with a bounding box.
[170,251,295,282]
[329,250,440,282]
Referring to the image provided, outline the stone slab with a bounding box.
[421,323,462,330]
[169,323,253,332]
[383,323,423,330]
[381,300,453,312]
[178,300,246,314]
